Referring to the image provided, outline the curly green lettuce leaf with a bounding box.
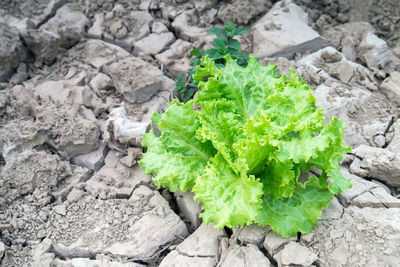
[139,101,216,192]
[193,154,263,228]
[259,160,297,199]
[256,176,334,238]
[308,118,352,194]
[232,110,291,175]
[196,99,244,172]
[194,55,284,119]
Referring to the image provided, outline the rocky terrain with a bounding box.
[1,0,400,266]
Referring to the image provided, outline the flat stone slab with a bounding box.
[71,143,107,171]
[83,39,130,69]
[133,32,175,55]
[380,71,400,106]
[52,258,145,267]
[160,223,225,266]
[102,56,163,103]
[49,187,187,261]
[252,0,326,58]
[351,145,400,187]
[274,242,317,267]
[219,244,272,267]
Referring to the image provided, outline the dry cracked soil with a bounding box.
[1,0,400,266]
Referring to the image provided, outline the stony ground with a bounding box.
[1,0,400,266]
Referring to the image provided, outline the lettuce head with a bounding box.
[139,55,351,238]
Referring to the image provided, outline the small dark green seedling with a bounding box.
[205,22,250,67]
[174,22,250,102]
[173,73,195,103]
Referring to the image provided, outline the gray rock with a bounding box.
[0,150,71,207]
[31,0,68,28]
[67,189,85,203]
[107,190,188,259]
[172,10,208,42]
[87,13,104,39]
[263,230,296,256]
[21,29,60,66]
[219,244,271,267]
[139,0,151,11]
[176,223,225,257]
[370,180,391,194]
[160,223,225,266]
[127,11,153,41]
[0,9,33,31]
[159,251,215,267]
[89,73,114,92]
[387,120,400,155]
[9,63,29,85]
[341,35,357,61]
[51,166,92,201]
[274,242,318,267]
[236,224,269,245]
[130,185,154,200]
[320,197,344,221]
[133,32,175,55]
[200,8,217,26]
[174,191,202,230]
[40,4,89,48]
[120,147,142,167]
[358,32,389,70]
[0,25,25,82]
[32,253,55,267]
[53,205,67,216]
[102,56,163,103]
[338,169,379,206]
[109,19,128,39]
[310,206,400,266]
[52,258,144,267]
[327,59,355,84]
[85,151,151,199]
[252,0,326,59]
[352,186,400,208]
[42,103,101,159]
[217,0,269,25]
[83,39,130,69]
[32,238,52,260]
[151,21,169,34]
[155,39,193,79]
[32,79,105,111]
[373,134,386,147]
[9,102,102,162]
[71,143,107,171]
[0,241,5,260]
[110,11,153,51]
[380,71,400,106]
[322,22,375,57]
[0,108,45,158]
[352,145,400,187]
[50,192,187,261]
[31,238,54,267]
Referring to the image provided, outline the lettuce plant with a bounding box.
[139,55,351,238]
